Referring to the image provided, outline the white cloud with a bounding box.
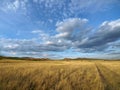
[31,30,43,34]
[55,32,70,38]
[13,0,20,9]
[3,0,20,12]
[0,0,27,12]
[56,18,88,32]
[69,0,119,13]
[55,18,89,40]
[31,30,50,42]
[4,44,19,49]
[45,41,54,45]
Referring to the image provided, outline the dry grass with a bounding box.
[0,59,120,90]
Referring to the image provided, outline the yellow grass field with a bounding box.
[0,59,120,90]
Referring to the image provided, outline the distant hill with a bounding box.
[0,56,51,61]
[0,56,120,61]
[63,57,120,61]
[63,58,102,61]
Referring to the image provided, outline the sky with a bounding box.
[0,0,120,59]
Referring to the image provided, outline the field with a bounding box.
[0,59,120,90]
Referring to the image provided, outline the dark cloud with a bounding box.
[76,19,120,51]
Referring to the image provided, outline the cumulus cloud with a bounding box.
[0,18,120,58]
[0,37,70,57]
[77,19,120,49]
[55,18,88,40]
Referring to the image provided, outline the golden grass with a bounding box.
[0,59,120,90]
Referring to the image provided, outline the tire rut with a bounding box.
[95,63,120,90]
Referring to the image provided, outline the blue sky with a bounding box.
[0,0,120,59]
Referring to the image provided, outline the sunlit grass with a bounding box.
[0,59,120,90]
